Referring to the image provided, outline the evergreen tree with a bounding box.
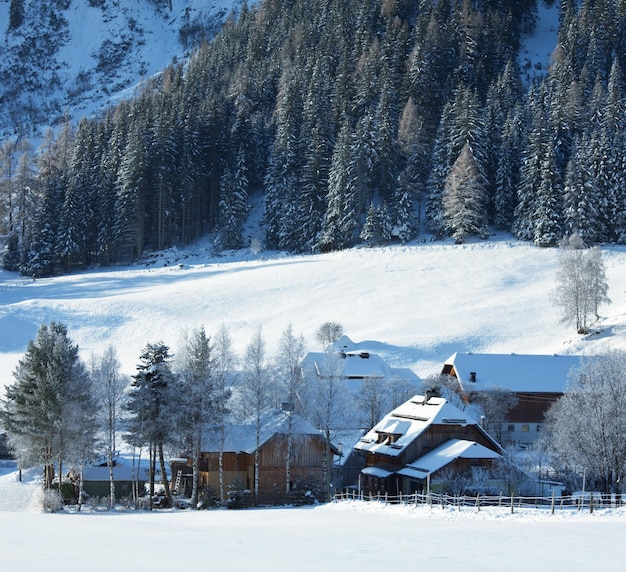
[126,342,177,509]
[317,120,359,251]
[442,142,488,243]
[0,322,95,492]
[219,146,249,250]
[360,202,393,246]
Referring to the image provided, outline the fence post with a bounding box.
[510,495,514,514]
[551,490,555,515]
[590,492,594,514]
[476,493,480,512]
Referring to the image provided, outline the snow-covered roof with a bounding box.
[400,439,502,477]
[302,335,420,391]
[302,350,390,380]
[82,466,149,482]
[201,409,324,455]
[354,395,480,457]
[443,352,583,393]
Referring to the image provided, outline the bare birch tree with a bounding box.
[240,327,273,504]
[275,324,306,496]
[552,233,610,333]
[546,351,626,494]
[91,346,128,510]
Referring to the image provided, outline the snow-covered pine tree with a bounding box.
[126,342,177,509]
[317,120,358,252]
[219,146,249,250]
[442,142,488,243]
[360,202,392,247]
[0,322,95,493]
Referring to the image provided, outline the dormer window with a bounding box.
[376,432,401,444]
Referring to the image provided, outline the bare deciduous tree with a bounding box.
[546,351,626,494]
[552,233,610,334]
[315,322,344,349]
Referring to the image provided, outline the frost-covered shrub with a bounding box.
[197,485,219,510]
[226,478,251,509]
[43,489,64,513]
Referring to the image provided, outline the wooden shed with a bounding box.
[173,409,338,505]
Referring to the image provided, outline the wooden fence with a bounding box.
[332,489,621,514]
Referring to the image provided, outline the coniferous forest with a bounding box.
[2,0,626,276]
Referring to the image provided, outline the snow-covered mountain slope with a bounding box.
[2,236,626,391]
[0,0,243,138]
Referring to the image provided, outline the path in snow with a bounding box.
[0,462,42,512]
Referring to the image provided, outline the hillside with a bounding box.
[2,236,626,391]
[0,0,243,137]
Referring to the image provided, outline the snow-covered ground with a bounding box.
[0,459,625,571]
[3,234,626,391]
[3,234,626,569]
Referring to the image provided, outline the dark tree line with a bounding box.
[2,0,626,275]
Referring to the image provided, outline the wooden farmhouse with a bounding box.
[353,394,503,497]
[171,409,338,506]
[301,335,420,393]
[441,352,583,445]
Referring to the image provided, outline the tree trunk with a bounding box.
[158,442,172,505]
[149,442,156,510]
[108,448,116,510]
[191,442,200,508]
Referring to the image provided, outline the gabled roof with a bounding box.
[354,395,493,458]
[443,352,583,393]
[398,439,502,478]
[301,335,420,389]
[200,409,325,455]
[302,350,391,380]
[82,465,149,482]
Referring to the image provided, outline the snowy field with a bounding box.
[2,237,626,568]
[1,461,625,571]
[3,235,626,391]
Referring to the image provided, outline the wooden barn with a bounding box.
[172,409,338,506]
[441,352,583,445]
[353,394,503,496]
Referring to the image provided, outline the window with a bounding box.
[521,424,529,433]
[536,425,542,432]
[507,424,515,432]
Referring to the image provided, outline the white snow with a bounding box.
[1,3,623,567]
[2,236,626,568]
[1,457,625,571]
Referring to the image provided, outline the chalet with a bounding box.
[353,394,503,496]
[171,409,339,506]
[441,352,583,445]
[301,335,420,393]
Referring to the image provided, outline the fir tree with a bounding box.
[126,342,177,509]
[0,322,95,492]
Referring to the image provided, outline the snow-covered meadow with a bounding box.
[3,236,626,569]
[1,460,625,571]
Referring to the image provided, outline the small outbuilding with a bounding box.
[172,409,339,505]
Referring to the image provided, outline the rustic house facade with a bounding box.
[171,409,337,505]
[353,394,503,496]
[441,352,582,445]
